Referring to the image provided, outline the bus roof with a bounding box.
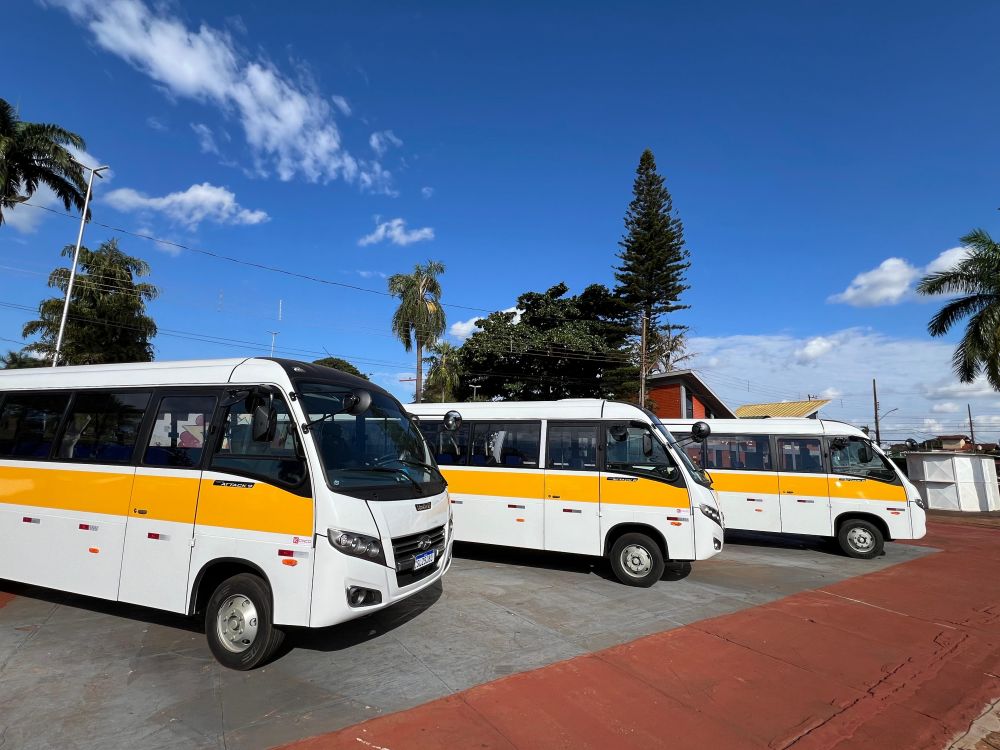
[0,357,380,394]
[407,398,649,422]
[662,417,869,438]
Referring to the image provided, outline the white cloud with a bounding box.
[922,378,996,400]
[369,130,402,157]
[104,182,269,229]
[135,226,182,256]
[931,401,961,414]
[48,0,387,188]
[191,123,219,155]
[828,258,919,307]
[449,307,521,341]
[146,115,167,131]
[925,246,971,275]
[922,418,945,434]
[819,387,842,399]
[421,186,434,199]
[331,95,352,116]
[829,246,974,307]
[358,217,434,247]
[795,335,837,364]
[356,270,386,279]
[357,161,397,196]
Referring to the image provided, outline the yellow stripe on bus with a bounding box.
[0,465,133,516]
[709,470,906,502]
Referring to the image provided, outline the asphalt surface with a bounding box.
[0,533,932,750]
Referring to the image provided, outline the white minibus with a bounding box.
[663,418,927,558]
[0,358,455,669]
[408,399,724,587]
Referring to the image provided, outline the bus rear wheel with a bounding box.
[838,519,884,560]
[610,533,665,587]
[205,573,284,670]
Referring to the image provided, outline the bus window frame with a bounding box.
[699,433,774,473]
[601,420,687,488]
[207,385,313,498]
[467,419,542,470]
[137,388,225,472]
[825,435,901,486]
[773,434,829,475]
[54,389,153,465]
[545,421,602,473]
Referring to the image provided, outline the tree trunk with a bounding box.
[415,343,423,403]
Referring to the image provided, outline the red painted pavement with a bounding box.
[278,522,1000,750]
[0,591,13,610]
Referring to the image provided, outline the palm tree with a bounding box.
[917,229,1000,389]
[388,261,446,403]
[0,98,89,226]
[1,350,45,369]
[424,341,461,402]
[23,238,159,365]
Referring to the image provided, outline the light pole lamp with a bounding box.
[52,161,109,366]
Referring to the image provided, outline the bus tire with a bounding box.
[838,519,884,560]
[205,573,284,670]
[610,533,665,587]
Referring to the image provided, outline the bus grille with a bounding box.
[392,524,446,587]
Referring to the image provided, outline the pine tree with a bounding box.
[614,149,690,391]
[615,149,689,323]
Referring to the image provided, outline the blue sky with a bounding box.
[4,0,1000,441]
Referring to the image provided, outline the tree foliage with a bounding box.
[917,229,1000,390]
[423,341,461,402]
[388,260,446,403]
[312,356,369,380]
[0,98,89,226]
[457,283,637,401]
[23,238,158,365]
[1,350,46,369]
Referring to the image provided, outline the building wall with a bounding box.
[691,396,707,419]
[648,383,682,418]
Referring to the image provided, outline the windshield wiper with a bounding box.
[358,466,424,494]
[393,457,444,480]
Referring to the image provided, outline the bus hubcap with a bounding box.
[217,595,259,653]
[621,545,652,576]
[847,527,874,552]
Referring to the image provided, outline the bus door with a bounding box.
[601,422,696,559]
[702,434,781,533]
[544,423,601,555]
[775,436,832,536]
[119,394,218,612]
[828,436,909,537]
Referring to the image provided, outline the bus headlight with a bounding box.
[328,529,387,566]
[699,503,723,528]
[910,495,928,511]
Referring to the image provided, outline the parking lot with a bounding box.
[0,533,932,750]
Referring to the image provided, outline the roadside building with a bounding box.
[646,370,736,420]
[733,399,830,419]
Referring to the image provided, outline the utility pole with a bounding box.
[968,404,977,453]
[639,314,648,409]
[53,161,109,366]
[872,378,881,447]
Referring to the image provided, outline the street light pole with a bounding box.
[52,161,109,366]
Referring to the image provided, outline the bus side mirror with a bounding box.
[858,444,873,464]
[252,405,277,442]
[344,389,372,416]
[905,439,918,450]
[642,433,654,457]
[444,410,463,431]
[691,421,711,443]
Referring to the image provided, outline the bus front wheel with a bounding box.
[205,573,284,670]
[837,519,884,560]
[610,533,665,587]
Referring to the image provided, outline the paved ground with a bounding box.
[0,533,931,750]
[280,521,1000,750]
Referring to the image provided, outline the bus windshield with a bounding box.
[650,419,712,487]
[298,382,441,495]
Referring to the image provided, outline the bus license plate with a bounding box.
[413,550,435,571]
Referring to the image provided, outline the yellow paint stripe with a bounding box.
[0,465,133,516]
[196,479,313,536]
[444,469,545,499]
[711,470,907,502]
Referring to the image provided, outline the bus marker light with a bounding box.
[282,559,298,566]
[147,532,163,540]
[515,518,525,522]
[507,504,525,509]
[562,508,581,514]
[22,517,39,524]
[79,523,97,531]
[88,547,99,554]
[670,521,682,527]
[277,549,293,557]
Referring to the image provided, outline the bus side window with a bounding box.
[702,434,771,471]
[0,392,71,459]
[58,391,150,463]
[830,436,897,482]
[470,422,540,468]
[143,395,218,468]
[419,420,470,466]
[777,438,823,473]
[211,394,307,488]
[546,424,598,471]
